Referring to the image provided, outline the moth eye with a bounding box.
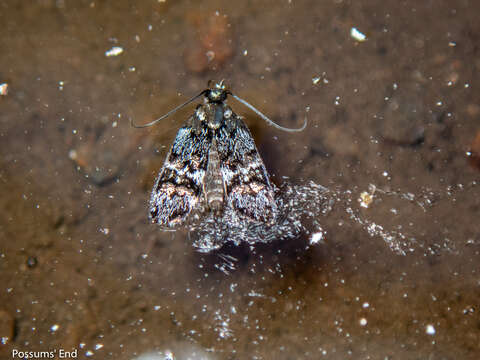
[224,108,232,119]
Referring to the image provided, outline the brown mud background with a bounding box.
[1,1,479,359]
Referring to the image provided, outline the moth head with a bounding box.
[206,80,229,103]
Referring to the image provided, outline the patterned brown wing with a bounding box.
[216,112,278,223]
[149,121,210,227]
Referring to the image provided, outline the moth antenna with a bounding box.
[131,90,207,128]
[229,92,307,133]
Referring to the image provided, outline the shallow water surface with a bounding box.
[0,1,479,359]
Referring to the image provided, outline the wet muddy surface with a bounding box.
[1,1,479,359]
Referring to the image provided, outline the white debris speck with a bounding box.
[310,232,325,245]
[359,191,374,208]
[350,27,367,42]
[426,324,436,335]
[68,149,78,160]
[243,49,248,56]
[0,83,8,96]
[359,318,367,326]
[206,50,215,62]
[99,227,110,235]
[362,302,370,309]
[312,76,321,85]
[95,344,104,350]
[50,324,60,332]
[248,290,265,298]
[105,46,124,57]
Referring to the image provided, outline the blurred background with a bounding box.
[0,0,479,359]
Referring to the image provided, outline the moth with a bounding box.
[133,81,306,228]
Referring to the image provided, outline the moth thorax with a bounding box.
[207,105,224,130]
